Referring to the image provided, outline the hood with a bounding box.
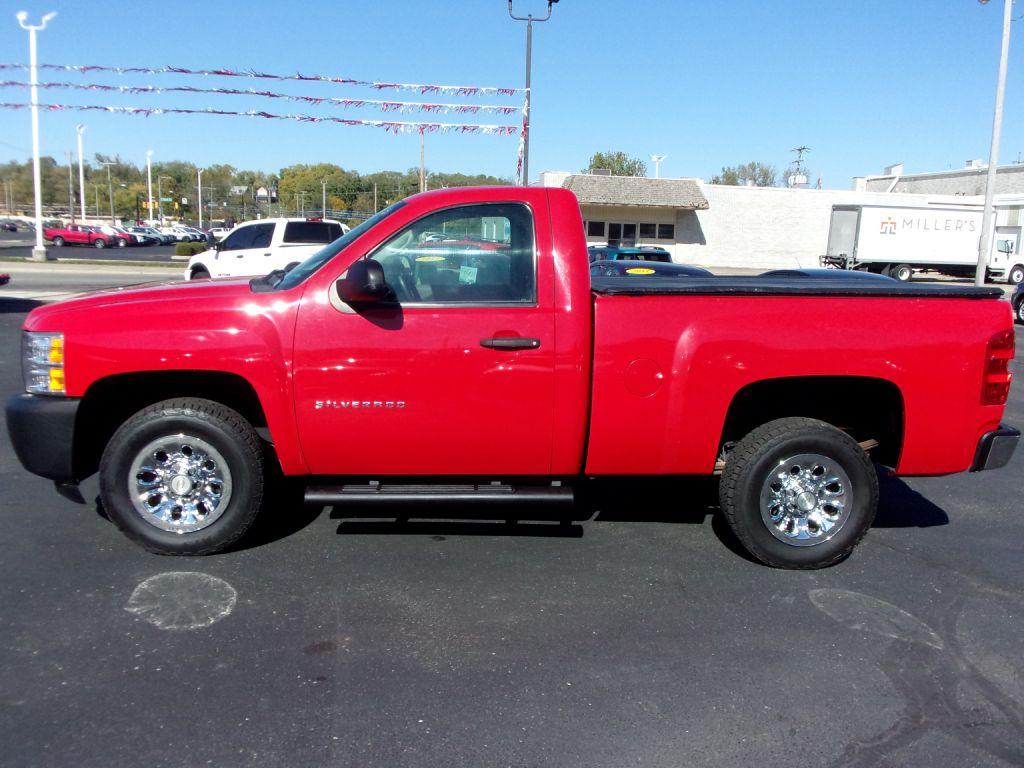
[24,276,256,330]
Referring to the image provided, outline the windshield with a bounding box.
[276,200,407,290]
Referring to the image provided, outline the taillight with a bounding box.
[982,328,1015,405]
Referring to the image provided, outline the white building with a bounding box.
[539,170,1018,270]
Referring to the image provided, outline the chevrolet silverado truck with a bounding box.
[6,186,1019,568]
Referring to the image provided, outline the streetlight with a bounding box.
[507,0,558,186]
[321,179,327,217]
[157,176,173,225]
[65,151,74,222]
[17,9,57,260]
[146,150,154,226]
[650,154,667,179]
[975,0,1012,286]
[197,168,204,228]
[75,124,86,221]
[101,161,115,224]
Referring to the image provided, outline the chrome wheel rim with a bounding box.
[1017,302,1024,322]
[759,453,852,547]
[128,434,233,533]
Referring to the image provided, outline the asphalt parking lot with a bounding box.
[0,229,187,262]
[1,294,1023,767]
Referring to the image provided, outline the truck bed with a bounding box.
[590,275,1003,299]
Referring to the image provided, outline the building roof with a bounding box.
[561,174,709,210]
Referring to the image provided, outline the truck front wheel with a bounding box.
[99,398,264,555]
[1007,264,1024,285]
[719,417,878,569]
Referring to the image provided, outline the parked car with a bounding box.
[209,226,233,241]
[587,245,672,263]
[1,220,17,232]
[158,226,193,242]
[1012,282,1024,324]
[7,187,1018,570]
[42,224,113,248]
[186,217,348,279]
[590,259,712,278]
[0,273,9,286]
[128,226,169,245]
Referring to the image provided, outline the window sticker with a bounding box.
[459,265,479,284]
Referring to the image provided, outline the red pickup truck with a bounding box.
[43,224,117,249]
[6,186,1019,568]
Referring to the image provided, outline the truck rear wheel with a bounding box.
[99,398,264,555]
[719,417,878,569]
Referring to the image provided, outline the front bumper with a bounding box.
[5,393,80,482]
[970,424,1020,472]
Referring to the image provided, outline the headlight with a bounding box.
[22,331,65,395]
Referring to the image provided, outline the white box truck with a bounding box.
[820,204,1024,284]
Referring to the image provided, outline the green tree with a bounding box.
[710,162,777,187]
[583,151,647,177]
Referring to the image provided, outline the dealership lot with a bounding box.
[1,293,1022,767]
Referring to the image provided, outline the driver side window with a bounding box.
[369,203,535,305]
[220,226,255,252]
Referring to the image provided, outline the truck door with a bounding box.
[292,201,556,475]
[215,222,273,277]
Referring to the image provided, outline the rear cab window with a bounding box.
[283,221,343,244]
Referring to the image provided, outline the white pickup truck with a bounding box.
[186,217,349,280]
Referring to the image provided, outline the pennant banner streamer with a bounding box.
[0,63,523,97]
[0,81,521,115]
[0,101,519,135]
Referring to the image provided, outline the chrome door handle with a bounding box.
[480,337,541,350]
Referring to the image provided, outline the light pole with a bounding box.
[976,0,1013,286]
[146,150,154,225]
[17,10,57,260]
[157,176,173,225]
[76,124,86,221]
[507,0,557,187]
[321,179,327,217]
[65,151,74,222]
[197,168,204,228]
[650,154,667,179]
[101,161,115,223]
[419,127,426,193]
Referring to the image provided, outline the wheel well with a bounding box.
[73,370,269,479]
[189,264,209,277]
[720,376,904,467]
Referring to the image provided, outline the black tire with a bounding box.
[719,417,878,569]
[94,238,106,249]
[1015,299,1024,325]
[52,236,64,247]
[1007,264,1024,285]
[190,267,211,280]
[99,398,264,555]
[890,263,912,282]
[116,237,127,248]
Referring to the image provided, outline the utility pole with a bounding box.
[298,190,307,216]
[321,179,327,217]
[65,151,74,222]
[976,0,1013,286]
[373,182,378,212]
[157,176,172,225]
[197,168,204,228]
[75,124,86,221]
[146,149,154,225]
[650,154,667,179]
[419,128,426,193]
[101,161,115,223]
[507,0,557,187]
[17,10,57,260]
[93,184,100,217]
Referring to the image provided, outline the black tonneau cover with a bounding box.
[590,276,1003,299]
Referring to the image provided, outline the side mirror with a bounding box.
[337,258,395,305]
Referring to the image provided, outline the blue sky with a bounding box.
[1,0,1023,188]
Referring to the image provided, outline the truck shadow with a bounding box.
[0,298,43,314]
[320,469,948,553]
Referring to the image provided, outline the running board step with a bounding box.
[305,482,574,507]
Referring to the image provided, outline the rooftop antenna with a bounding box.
[788,146,811,187]
[650,154,667,179]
